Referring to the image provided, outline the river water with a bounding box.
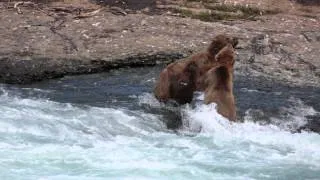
[0,66,319,179]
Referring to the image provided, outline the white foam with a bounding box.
[180,102,320,168]
[0,92,166,148]
[269,97,318,131]
[138,92,162,107]
[182,103,233,134]
[1,89,319,179]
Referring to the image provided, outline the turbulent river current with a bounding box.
[0,66,319,179]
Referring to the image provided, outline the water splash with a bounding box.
[0,87,319,179]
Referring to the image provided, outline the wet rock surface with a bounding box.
[0,0,319,86]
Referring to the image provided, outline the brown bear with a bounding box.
[154,34,238,104]
[155,61,198,104]
[203,44,236,121]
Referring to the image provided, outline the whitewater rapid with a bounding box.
[0,85,319,180]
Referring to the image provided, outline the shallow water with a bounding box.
[0,66,319,179]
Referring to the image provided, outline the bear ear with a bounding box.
[215,44,235,62]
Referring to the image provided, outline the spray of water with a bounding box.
[0,88,319,179]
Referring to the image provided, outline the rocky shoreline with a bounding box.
[0,52,185,84]
[0,0,319,86]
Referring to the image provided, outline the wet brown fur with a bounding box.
[154,34,238,104]
[204,44,236,121]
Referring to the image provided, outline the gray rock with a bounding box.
[0,2,319,87]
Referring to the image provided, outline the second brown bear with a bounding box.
[203,44,236,121]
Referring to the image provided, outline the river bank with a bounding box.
[0,0,319,86]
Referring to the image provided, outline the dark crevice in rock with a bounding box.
[49,16,78,53]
